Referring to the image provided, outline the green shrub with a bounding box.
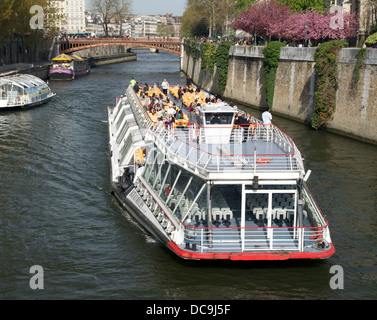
[355,48,366,83]
[184,39,233,95]
[312,40,348,129]
[185,39,199,61]
[262,41,285,108]
[214,41,233,94]
[365,32,377,44]
[200,42,216,73]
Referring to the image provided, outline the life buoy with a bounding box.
[310,231,322,240]
[256,158,270,164]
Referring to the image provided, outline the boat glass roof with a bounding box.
[0,74,47,89]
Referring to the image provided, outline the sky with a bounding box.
[86,0,186,16]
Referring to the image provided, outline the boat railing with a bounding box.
[182,223,328,253]
[0,96,26,106]
[135,177,180,232]
[126,87,155,135]
[135,175,329,253]
[195,123,294,152]
[149,124,302,173]
[303,184,330,235]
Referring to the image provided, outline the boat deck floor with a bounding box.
[165,129,296,172]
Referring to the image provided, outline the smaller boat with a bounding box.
[49,53,90,80]
[0,74,55,111]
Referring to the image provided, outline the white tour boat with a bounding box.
[107,84,335,261]
[0,74,55,111]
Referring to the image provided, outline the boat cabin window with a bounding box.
[141,149,207,223]
[204,112,234,125]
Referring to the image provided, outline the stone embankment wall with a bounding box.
[180,45,220,94]
[181,45,377,144]
[73,45,136,66]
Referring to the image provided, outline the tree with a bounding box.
[91,0,132,37]
[113,0,131,37]
[0,0,15,43]
[233,0,292,42]
[271,9,359,42]
[157,23,169,37]
[234,0,359,43]
[181,0,209,37]
[278,0,329,13]
[181,0,237,38]
[234,0,255,14]
[0,0,64,64]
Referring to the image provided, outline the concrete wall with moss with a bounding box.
[180,44,221,95]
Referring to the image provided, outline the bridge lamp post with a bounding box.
[304,22,308,47]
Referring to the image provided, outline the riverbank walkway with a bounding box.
[0,61,51,77]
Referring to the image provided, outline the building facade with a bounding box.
[50,0,86,34]
[83,12,181,38]
[341,0,376,44]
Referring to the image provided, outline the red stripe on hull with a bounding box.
[167,242,335,261]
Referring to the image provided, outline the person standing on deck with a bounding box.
[130,77,136,87]
[262,107,272,125]
[262,107,272,141]
[133,82,140,93]
[161,79,169,95]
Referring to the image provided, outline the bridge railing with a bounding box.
[59,37,182,55]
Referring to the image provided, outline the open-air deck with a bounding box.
[125,86,305,180]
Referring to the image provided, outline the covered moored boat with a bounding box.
[49,53,90,80]
[0,74,55,111]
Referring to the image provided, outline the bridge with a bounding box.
[59,37,182,55]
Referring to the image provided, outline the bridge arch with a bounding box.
[59,38,182,55]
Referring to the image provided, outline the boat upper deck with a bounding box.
[122,85,305,180]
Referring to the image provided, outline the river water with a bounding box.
[0,50,376,301]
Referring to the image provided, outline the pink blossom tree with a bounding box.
[233,0,292,42]
[234,1,359,43]
[271,9,329,42]
[325,10,359,40]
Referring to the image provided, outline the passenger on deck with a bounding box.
[161,79,169,95]
[194,89,200,101]
[262,107,272,125]
[176,109,183,120]
[236,114,249,126]
[145,95,151,107]
[210,113,221,124]
[167,105,176,121]
[156,107,164,120]
[189,100,197,113]
[164,115,173,127]
[133,82,140,93]
[178,87,183,100]
[205,92,211,103]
